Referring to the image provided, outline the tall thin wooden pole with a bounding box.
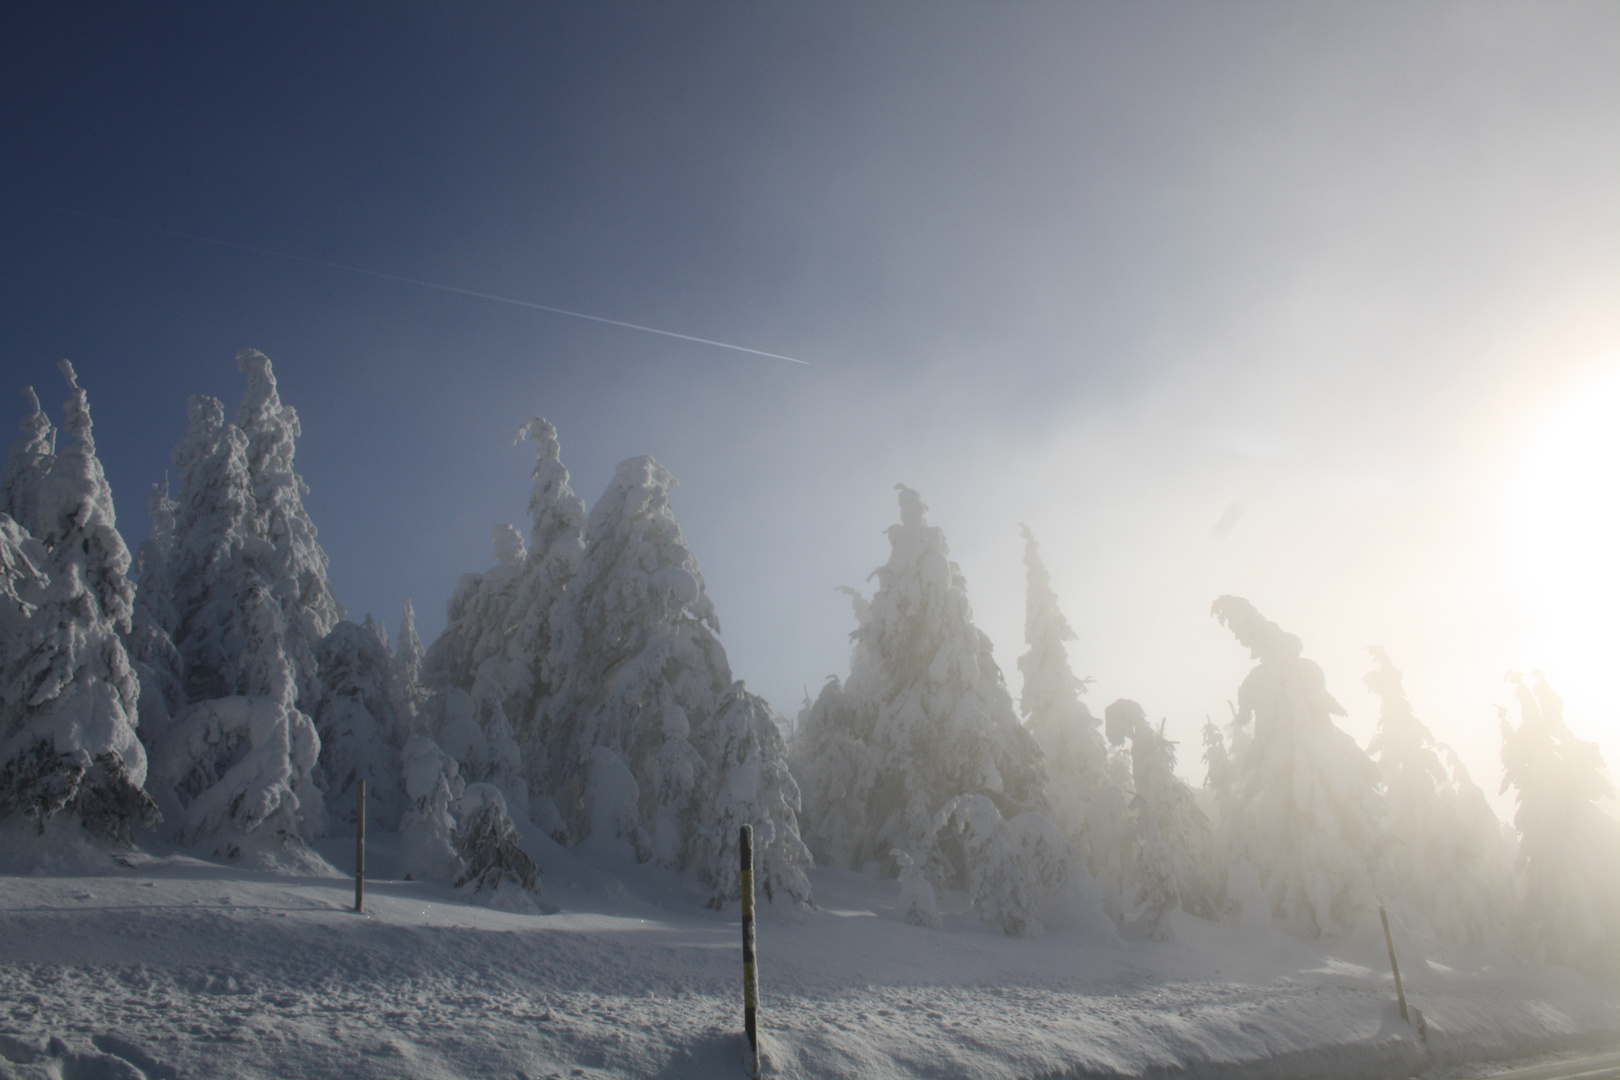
[740,824,760,1079]
[355,778,366,913]
[1379,904,1408,1023]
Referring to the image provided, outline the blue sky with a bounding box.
[5,2,1619,793]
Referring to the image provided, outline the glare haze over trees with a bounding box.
[2,352,1618,974]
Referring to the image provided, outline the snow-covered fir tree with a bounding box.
[540,455,812,906]
[1499,670,1620,975]
[394,599,428,714]
[398,734,466,884]
[422,523,529,699]
[419,419,589,821]
[415,679,526,820]
[233,349,343,709]
[1201,718,1234,820]
[688,682,813,907]
[452,781,543,909]
[505,418,587,775]
[1104,699,1218,937]
[893,848,943,929]
[1016,525,1130,904]
[312,616,413,829]
[1365,646,1511,946]
[1211,596,1386,937]
[934,793,1070,937]
[133,352,339,865]
[792,486,1057,931]
[0,366,158,842]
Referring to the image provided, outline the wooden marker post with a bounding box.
[740,824,760,1079]
[1379,904,1408,1024]
[355,778,366,913]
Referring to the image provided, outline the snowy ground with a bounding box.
[2,828,1617,1080]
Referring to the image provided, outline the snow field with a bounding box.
[2,839,1616,1080]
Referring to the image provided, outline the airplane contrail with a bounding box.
[36,204,810,366]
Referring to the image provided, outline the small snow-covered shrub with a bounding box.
[893,849,942,930]
[399,735,465,884]
[453,782,542,902]
[1104,698,1218,938]
[935,794,1068,937]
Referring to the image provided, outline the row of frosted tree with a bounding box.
[2,352,1617,975]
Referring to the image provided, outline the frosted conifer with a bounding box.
[790,590,875,871]
[233,349,341,707]
[394,599,428,713]
[542,456,811,905]
[1104,699,1218,937]
[419,524,536,816]
[935,794,1069,937]
[793,486,1056,930]
[453,781,542,907]
[1499,670,1620,975]
[689,682,813,907]
[134,353,338,863]
[506,418,586,764]
[893,848,943,929]
[399,734,466,884]
[1211,596,1385,937]
[313,617,413,829]
[0,367,157,842]
[1365,646,1511,945]
[423,524,528,695]
[1016,525,1128,896]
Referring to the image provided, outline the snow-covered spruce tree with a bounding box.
[1365,646,1511,946]
[1016,525,1130,900]
[394,598,428,714]
[414,418,586,829]
[505,418,586,768]
[422,523,529,699]
[1211,596,1386,938]
[0,367,158,843]
[935,793,1069,936]
[688,682,813,907]
[893,848,943,929]
[1201,718,1235,819]
[790,590,875,871]
[453,781,543,908]
[398,733,466,883]
[395,735,542,906]
[312,616,413,829]
[792,486,1058,930]
[1103,699,1218,937]
[541,456,811,906]
[233,348,342,709]
[1500,670,1620,975]
[133,352,339,865]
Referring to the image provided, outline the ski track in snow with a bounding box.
[2,850,1617,1080]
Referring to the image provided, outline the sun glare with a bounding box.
[1507,361,1620,740]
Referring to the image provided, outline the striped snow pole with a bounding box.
[741,824,760,1078]
[355,778,366,913]
[1379,904,1408,1023]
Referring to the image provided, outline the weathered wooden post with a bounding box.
[740,823,760,1079]
[355,778,366,913]
[1379,904,1408,1024]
